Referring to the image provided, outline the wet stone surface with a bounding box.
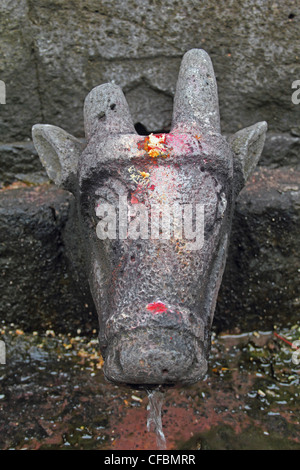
[0,322,299,450]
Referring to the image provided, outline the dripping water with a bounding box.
[146,387,167,450]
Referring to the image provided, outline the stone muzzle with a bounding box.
[103,327,207,386]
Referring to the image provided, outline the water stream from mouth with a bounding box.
[146,388,167,450]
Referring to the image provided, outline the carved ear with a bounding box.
[32,124,84,192]
[228,121,267,196]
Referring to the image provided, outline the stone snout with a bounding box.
[104,300,209,385]
[103,303,208,386]
[104,327,206,386]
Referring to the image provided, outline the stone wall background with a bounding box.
[1,0,300,170]
[0,0,299,333]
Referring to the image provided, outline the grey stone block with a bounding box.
[260,133,300,169]
[0,184,97,334]
[215,166,300,332]
[0,141,46,186]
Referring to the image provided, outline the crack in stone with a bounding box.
[26,0,45,123]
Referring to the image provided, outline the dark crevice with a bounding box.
[26,0,45,122]
[134,122,149,135]
[134,122,171,136]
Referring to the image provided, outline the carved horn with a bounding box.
[171,49,221,134]
[84,83,137,140]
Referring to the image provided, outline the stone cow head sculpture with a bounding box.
[32,49,267,386]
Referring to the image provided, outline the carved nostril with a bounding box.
[110,103,116,110]
[162,369,169,375]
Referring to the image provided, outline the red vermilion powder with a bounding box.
[146,301,168,314]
